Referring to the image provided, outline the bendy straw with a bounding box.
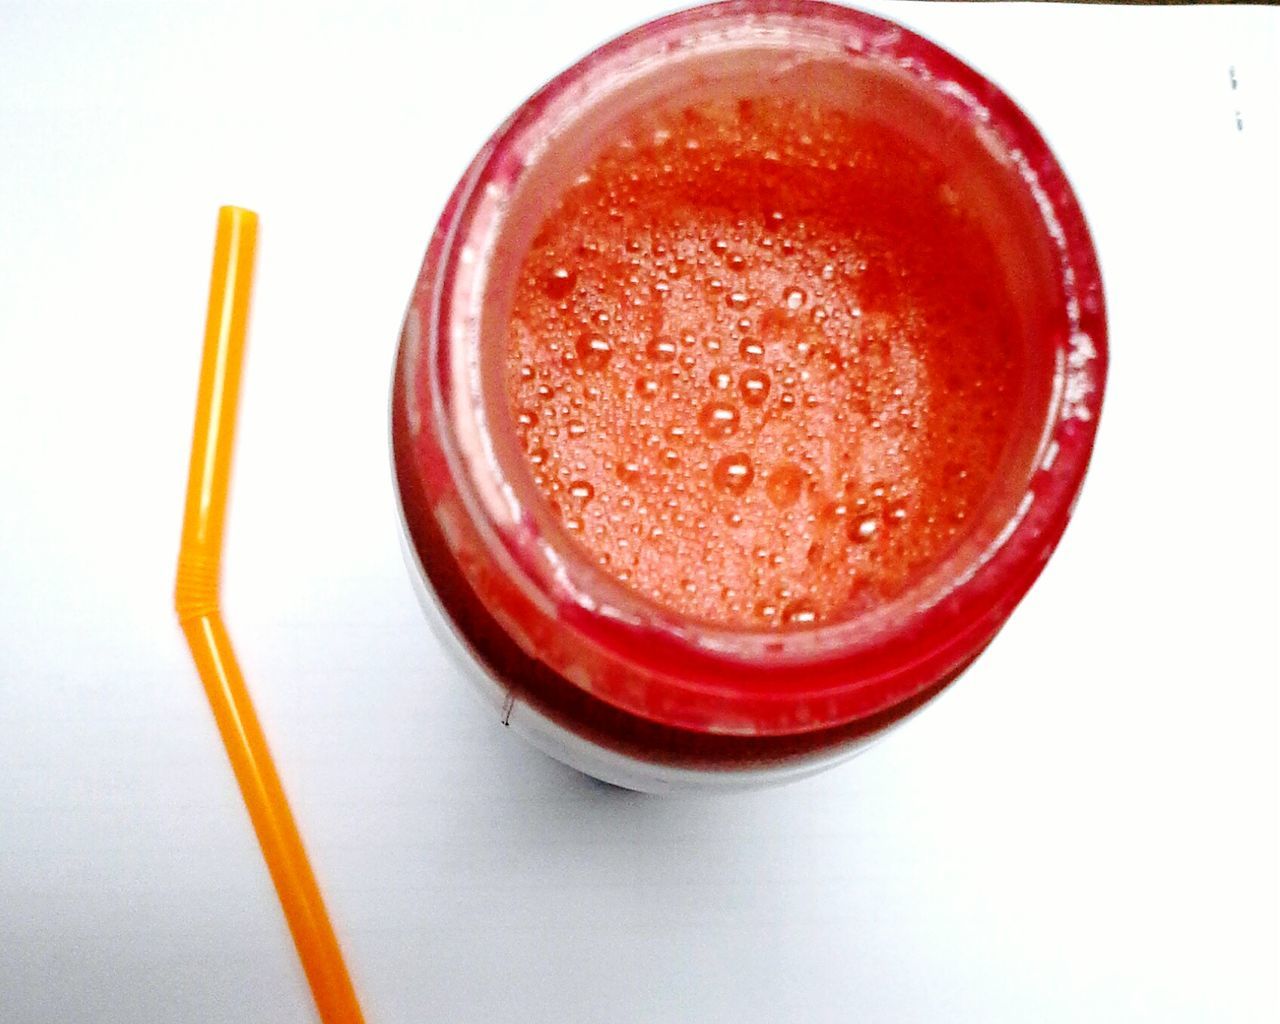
[175,206,365,1024]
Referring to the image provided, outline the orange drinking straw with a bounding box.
[175,206,365,1024]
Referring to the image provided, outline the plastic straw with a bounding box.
[175,206,366,1024]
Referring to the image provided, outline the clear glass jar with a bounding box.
[391,0,1106,792]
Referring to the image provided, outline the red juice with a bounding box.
[393,1,1106,789]
[507,96,1022,629]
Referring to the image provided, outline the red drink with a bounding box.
[392,1,1106,790]
[508,95,1024,629]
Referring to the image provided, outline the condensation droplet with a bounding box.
[782,600,817,626]
[574,333,612,370]
[818,500,849,525]
[852,517,879,543]
[739,369,771,406]
[765,463,804,508]
[712,453,754,495]
[754,600,779,623]
[646,336,678,362]
[698,402,740,438]
[544,267,575,299]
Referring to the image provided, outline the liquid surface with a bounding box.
[506,96,1022,628]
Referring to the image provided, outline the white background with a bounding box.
[2,1,1277,1021]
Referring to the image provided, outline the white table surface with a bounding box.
[2,2,1277,1021]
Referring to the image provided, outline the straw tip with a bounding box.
[218,205,260,225]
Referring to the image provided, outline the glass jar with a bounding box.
[391,0,1106,792]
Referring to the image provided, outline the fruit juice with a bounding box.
[507,95,1021,629]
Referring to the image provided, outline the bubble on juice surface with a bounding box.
[782,599,817,626]
[545,267,575,299]
[712,453,754,495]
[754,599,780,623]
[739,369,771,406]
[698,402,739,438]
[851,517,879,543]
[646,336,678,362]
[575,334,613,369]
[765,463,804,508]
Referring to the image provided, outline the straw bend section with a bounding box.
[175,206,366,1024]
